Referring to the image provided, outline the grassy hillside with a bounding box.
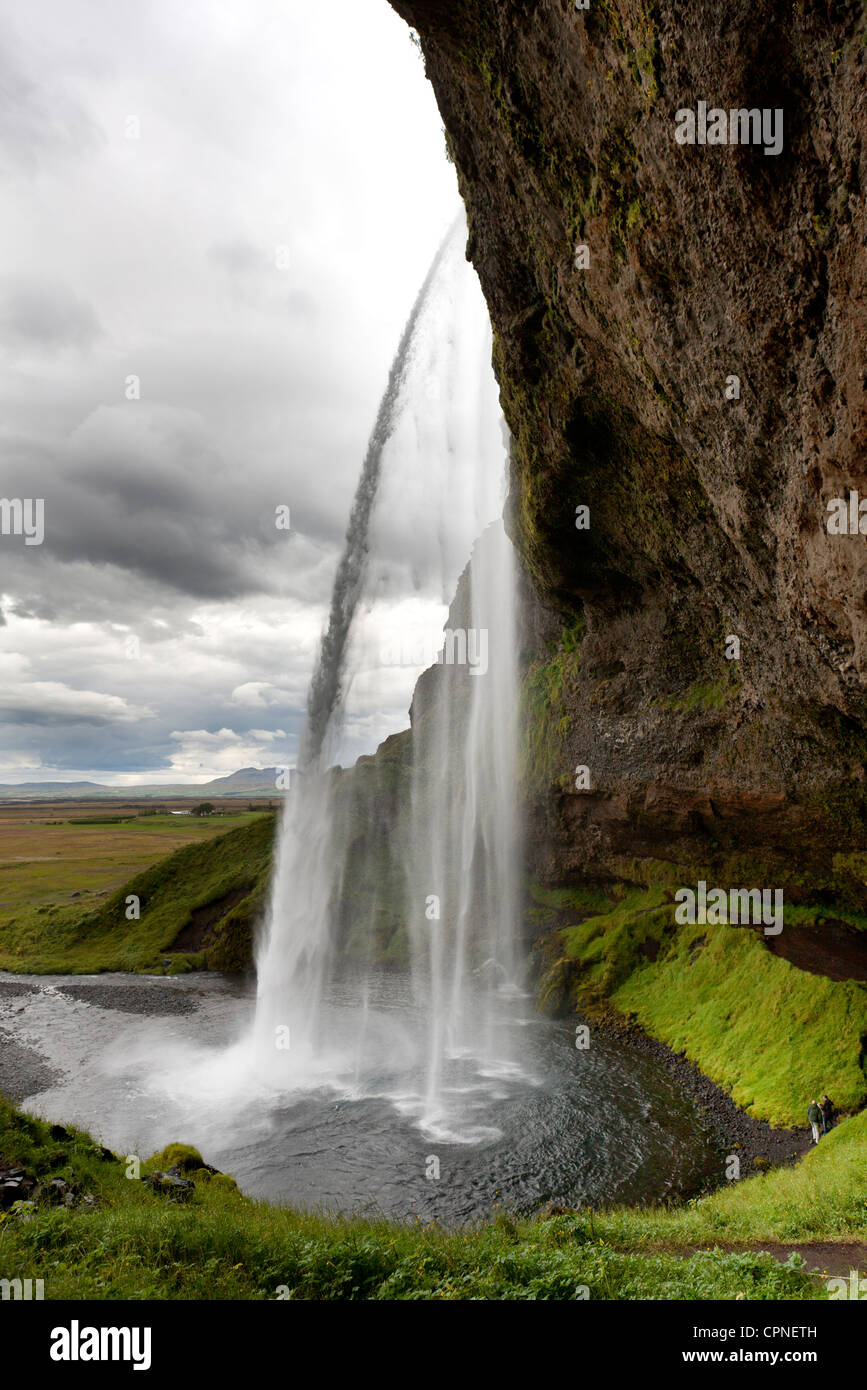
[1,799,864,1296]
[0,814,276,975]
[534,881,867,1128]
[0,1095,828,1301]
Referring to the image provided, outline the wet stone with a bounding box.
[143,1170,195,1201]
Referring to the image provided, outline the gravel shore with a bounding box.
[594,1014,813,1182]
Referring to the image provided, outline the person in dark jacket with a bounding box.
[807,1100,823,1144]
[820,1094,835,1133]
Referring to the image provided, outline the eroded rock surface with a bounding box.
[389,0,867,891]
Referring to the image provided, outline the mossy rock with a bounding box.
[204,886,263,972]
[209,1173,239,1195]
[146,1143,204,1175]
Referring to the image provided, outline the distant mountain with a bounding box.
[199,767,289,793]
[0,767,292,800]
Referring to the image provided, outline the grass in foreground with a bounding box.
[0,1096,853,1301]
[595,1109,867,1247]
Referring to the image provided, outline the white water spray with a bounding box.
[248,222,527,1136]
[402,520,522,1139]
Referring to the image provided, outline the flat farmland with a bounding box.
[0,800,274,916]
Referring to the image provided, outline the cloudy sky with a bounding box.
[0,0,506,786]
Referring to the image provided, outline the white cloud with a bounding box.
[230,682,296,709]
[167,727,290,776]
[0,652,149,725]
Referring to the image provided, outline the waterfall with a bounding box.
[249,221,526,1136]
[404,519,522,1139]
[252,222,460,1076]
[301,218,460,771]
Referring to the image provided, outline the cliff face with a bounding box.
[389,0,867,901]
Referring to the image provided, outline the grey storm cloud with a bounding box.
[0,36,103,175]
[0,0,466,784]
[1,400,340,605]
[0,278,102,352]
[0,704,129,728]
[208,238,266,276]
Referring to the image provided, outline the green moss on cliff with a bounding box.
[616,925,867,1126]
[204,880,269,972]
[520,615,585,797]
[655,674,743,713]
[331,729,413,965]
[534,875,867,1128]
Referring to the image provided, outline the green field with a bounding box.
[0,802,266,910]
[0,804,276,974]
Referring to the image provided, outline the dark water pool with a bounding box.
[0,970,722,1224]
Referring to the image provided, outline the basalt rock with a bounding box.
[0,1168,36,1208]
[143,1170,195,1201]
[388,0,867,897]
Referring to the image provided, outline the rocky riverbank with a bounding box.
[594,1013,813,1187]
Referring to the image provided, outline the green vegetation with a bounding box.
[0,729,419,976]
[0,806,264,916]
[0,815,276,975]
[328,730,414,966]
[1,794,864,1297]
[65,815,135,825]
[597,1111,867,1248]
[615,921,867,1126]
[534,882,867,1128]
[520,617,585,797]
[0,1095,830,1300]
[145,1144,208,1175]
[654,675,742,714]
[598,124,643,264]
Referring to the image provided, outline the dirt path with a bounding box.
[658,1241,867,1279]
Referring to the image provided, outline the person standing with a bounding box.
[807,1099,823,1144]
[820,1094,835,1134]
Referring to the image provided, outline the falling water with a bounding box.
[403,519,522,1139]
[253,223,460,1075]
[250,221,526,1136]
[301,218,461,771]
